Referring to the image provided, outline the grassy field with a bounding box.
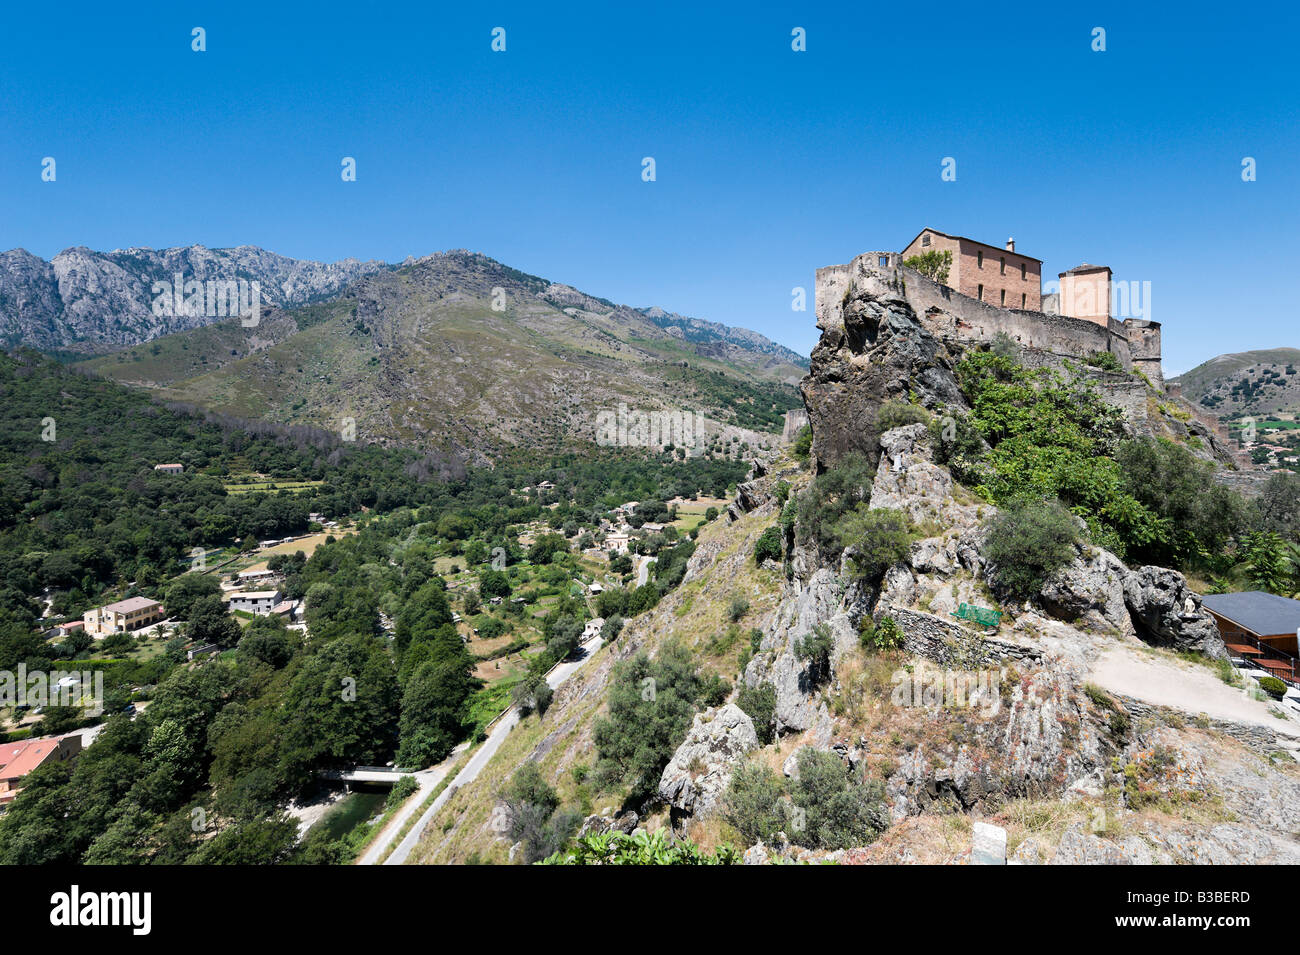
[223,479,326,495]
[671,496,729,532]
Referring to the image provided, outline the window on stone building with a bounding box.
[977,251,983,268]
[922,234,931,247]
[879,256,888,267]
[1021,293,1026,308]
[1021,263,1027,280]
[977,284,984,301]
[1000,289,1006,305]
[1000,257,1006,275]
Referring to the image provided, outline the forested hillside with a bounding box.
[0,348,754,863]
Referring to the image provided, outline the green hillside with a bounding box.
[1171,347,1300,416]
[79,253,804,458]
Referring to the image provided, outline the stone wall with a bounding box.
[827,252,1160,378]
[883,606,1044,669]
[1114,693,1299,757]
[781,407,809,444]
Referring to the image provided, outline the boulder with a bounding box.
[657,704,759,816]
[735,479,767,513]
[1122,565,1226,658]
[1038,547,1134,636]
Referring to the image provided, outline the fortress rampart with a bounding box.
[818,252,1164,387]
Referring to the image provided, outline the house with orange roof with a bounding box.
[0,733,82,805]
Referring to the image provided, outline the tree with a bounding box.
[723,759,787,843]
[1242,532,1291,594]
[983,496,1082,598]
[501,763,580,864]
[753,526,783,565]
[835,507,912,581]
[735,682,776,745]
[902,249,952,284]
[397,658,474,768]
[165,574,222,620]
[187,596,241,648]
[789,749,889,850]
[592,641,708,797]
[479,568,511,599]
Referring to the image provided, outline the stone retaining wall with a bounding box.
[883,606,1044,669]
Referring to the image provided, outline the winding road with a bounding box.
[366,632,604,865]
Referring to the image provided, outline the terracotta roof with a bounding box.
[1060,263,1111,275]
[0,740,28,772]
[903,227,1043,263]
[0,736,71,781]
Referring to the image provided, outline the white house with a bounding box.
[229,591,282,615]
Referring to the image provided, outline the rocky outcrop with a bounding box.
[803,262,965,472]
[1038,547,1135,636]
[1122,565,1226,658]
[1,244,389,350]
[743,568,858,734]
[657,704,759,816]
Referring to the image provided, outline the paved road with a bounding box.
[377,634,604,866]
[355,746,467,866]
[636,555,654,588]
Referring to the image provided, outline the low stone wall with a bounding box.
[1113,693,1300,755]
[883,606,1044,669]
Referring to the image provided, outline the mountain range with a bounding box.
[0,245,808,460]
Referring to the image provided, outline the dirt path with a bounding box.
[1089,644,1300,739]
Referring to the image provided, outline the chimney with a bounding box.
[1006,237,1015,252]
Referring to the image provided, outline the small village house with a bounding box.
[1202,591,1300,683]
[153,463,184,475]
[83,596,164,637]
[0,733,82,805]
[229,590,283,615]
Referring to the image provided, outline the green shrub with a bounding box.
[795,454,875,560]
[728,595,750,622]
[723,760,787,844]
[794,623,835,668]
[735,682,777,745]
[928,411,986,485]
[982,495,1082,598]
[753,526,783,565]
[386,774,419,807]
[876,400,930,432]
[835,507,913,580]
[902,249,952,284]
[859,615,903,652]
[1084,350,1125,373]
[543,829,738,865]
[789,749,889,850]
[1258,675,1287,698]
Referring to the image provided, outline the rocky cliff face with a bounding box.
[803,257,965,472]
[0,245,389,351]
[804,252,1241,473]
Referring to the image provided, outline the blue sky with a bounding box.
[1,1,1295,374]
